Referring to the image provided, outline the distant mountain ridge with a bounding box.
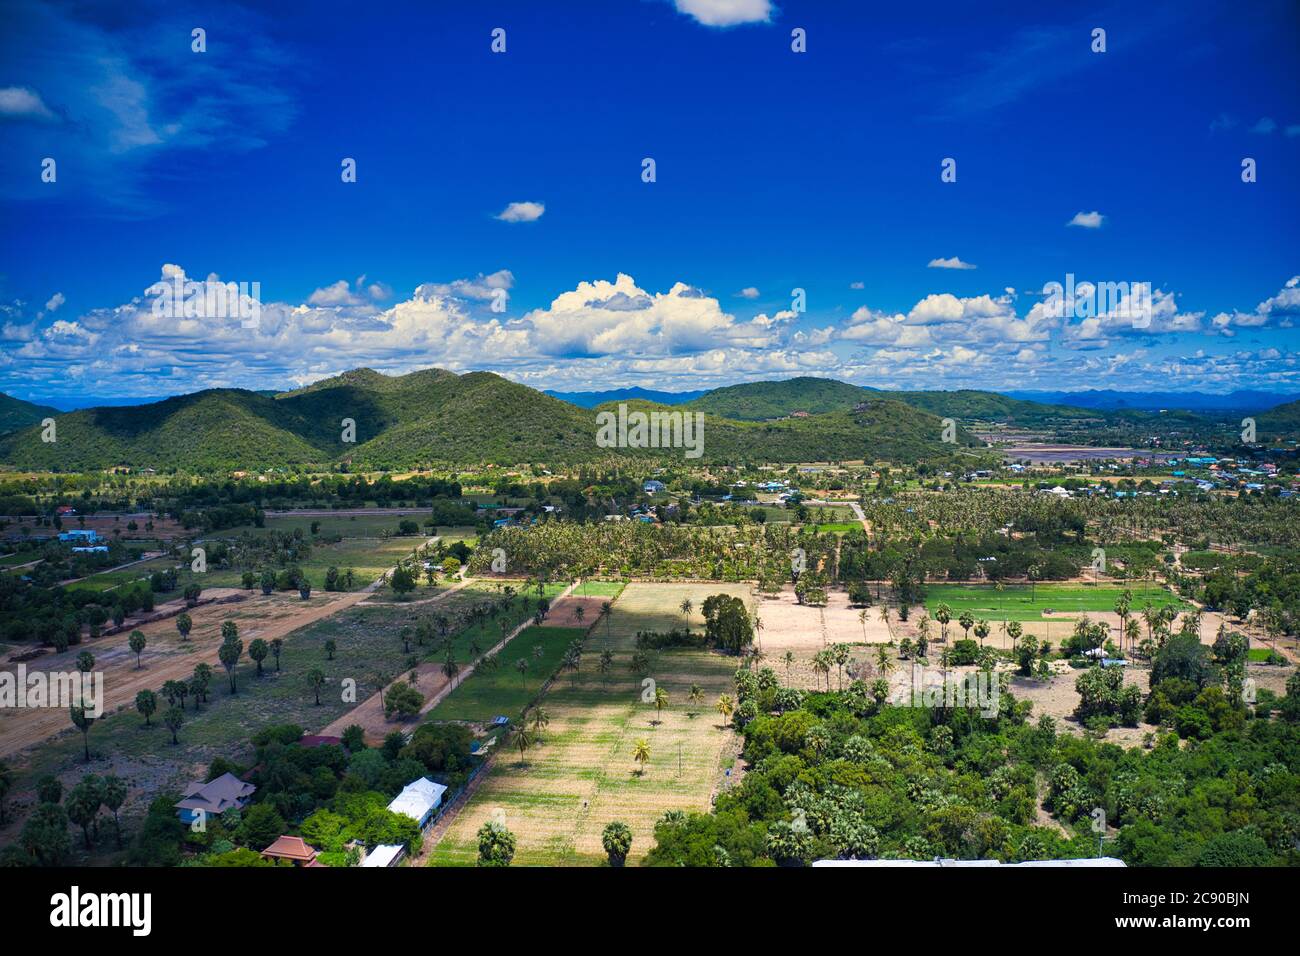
[543,386,708,408]
[0,370,978,470]
[1006,389,1300,412]
[0,392,61,434]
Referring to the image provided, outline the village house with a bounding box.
[174,772,256,824]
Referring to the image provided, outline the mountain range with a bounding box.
[0,371,1293,472]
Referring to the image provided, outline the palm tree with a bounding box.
[441,650,460,690]
[781,650,795,679]
[687,683,704,715]
[516,657,529,690]
[875,645,894,677]
[598,648,613,686]
[510,724,535,763]
[679,598,693,617]
[935,602,952,644]
[715,693,734,727]
[879,604,892,642]
[631,738,651,775]
[529,707,550,737]
[812,651,831,691]
[652,686,669,725]
[858,608,869,642]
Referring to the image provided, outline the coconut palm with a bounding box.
[631,738,651,775]
[715,693,734,727]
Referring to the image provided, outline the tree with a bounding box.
[70,700,96,762]
[476,820,516,867]
[510,723,535,762]
[652,686,669,725]
[22,803,72,866]
[191,663,212,707]
[679,598,693,617]
[163,705,184,745]
[441,650,460,690]
[515,656,529,690]
[383,682,424,720]
[632,738,651,775]
[529,707,550,737]
[307,668,325,705]
[390,564,417,598]
[602,820,633,867]
[176,612,193,640]
[270,638,283,672]
[218,636,243,694]
[688,683,704,715]
[715,693,734,726]
[102,775,127,848]
[324,638,337,661]
[958,610,975,642]
[298,577,312,600]
[248,638,269,676]
[184,582,202,606]
[135,689,158,726]
[65,777,103,850]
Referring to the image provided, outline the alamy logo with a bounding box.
[0,665,103,717]
[50,886,151,936]
[1043,273,1153,327]
[893,664,1000,717]
[595,403,703,459]
[148,275,261,329]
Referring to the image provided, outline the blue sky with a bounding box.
[0,0,1297,408]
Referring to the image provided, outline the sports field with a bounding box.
[425,580,748,866]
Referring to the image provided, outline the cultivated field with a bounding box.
[426,581,749,866]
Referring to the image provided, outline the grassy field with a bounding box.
[430,625,586,721]
[923,582,1190,621]
[425,580,748,867]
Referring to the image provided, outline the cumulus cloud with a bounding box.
[927,256,977,270]
[672,0,772,27]
[1067,210,1105,229]
[0,86,57,121]
[44,292,65,313]
[735,287,760,299]
[495,201,545,223]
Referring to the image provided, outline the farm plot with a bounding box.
[0,588,369,758]
[426,581,748,867]
[0,599,438,856]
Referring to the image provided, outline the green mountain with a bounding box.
[0,369,979,470]
[1257,399,1300,440]
[0,390,327,471]
[0,392,60,435]
[890,389,1103,427]
[684,377,875,420]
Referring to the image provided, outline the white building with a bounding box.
[387,777,448,830]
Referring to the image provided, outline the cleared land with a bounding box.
[426,581,749,866]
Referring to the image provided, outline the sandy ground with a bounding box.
[755,586,892,654]
[0,588,372,758]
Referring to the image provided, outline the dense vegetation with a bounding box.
[644,656,1300,867]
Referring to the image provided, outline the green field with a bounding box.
[429,625,586,721]
[923,583,1190,621]
[426,580,747,866]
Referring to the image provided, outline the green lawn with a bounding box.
[570,579,627,598]
[923,583,1190,621]
[429,625,585,721]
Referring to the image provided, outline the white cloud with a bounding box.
[0,86,56,121]
[1250,117,1277,134]
[495,201,545,223]
[673,0,772,27]
[736,287,760,299]
[1067,210,1105,229]
[849,281,865,290]
[44,292,65,313]
[927,256,977,270]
